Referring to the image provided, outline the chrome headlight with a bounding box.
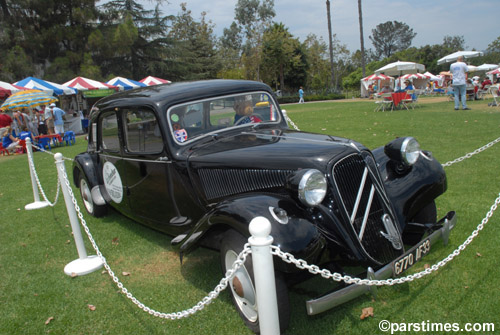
[287,169,327,206]
[384,137,421,166]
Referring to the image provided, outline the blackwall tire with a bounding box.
[220,230,290,334]
[79,176,107,217]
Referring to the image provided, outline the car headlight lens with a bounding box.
[298,169,327,206]
[384,137,421,166]
[401,137,420,165]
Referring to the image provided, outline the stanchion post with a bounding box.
[249,217,280,335]
[24,137,50,210]
[54,153,103,276]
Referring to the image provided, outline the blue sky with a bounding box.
[142,0,498,56]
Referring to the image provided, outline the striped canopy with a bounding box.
[401,73,428,80]
[106,77,147,90]
[362,74,393,81]
[63,76,117,91]
[139,76,171,86]
[0,89,58,111]
[15,76,76,95]
[0,81,28,99]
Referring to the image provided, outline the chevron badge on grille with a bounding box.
[380,214,403,250]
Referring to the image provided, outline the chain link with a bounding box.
[283,112,301,131]
[57,163,250,319]
[26,142,61,206]
[441,136,500,167]
[31,142,74,162]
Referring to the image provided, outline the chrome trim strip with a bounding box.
[358,185,375,241]
[99,154,172,163]
[350,167,368,224]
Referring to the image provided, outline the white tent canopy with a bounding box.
[437,51,484,65]
[375,61,425,76]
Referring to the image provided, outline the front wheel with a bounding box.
[79,175,107,217]
[220,230,290,333]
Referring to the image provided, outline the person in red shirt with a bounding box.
[481,77,492,90]
[0,113,13,137]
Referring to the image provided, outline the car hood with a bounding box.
[186,128,365,171]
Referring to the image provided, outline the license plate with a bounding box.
[392,238,431,276]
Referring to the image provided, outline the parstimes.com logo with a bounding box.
[378,320,495,334]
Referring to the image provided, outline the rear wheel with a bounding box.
[79,176,107,217]
[220,230,290,333]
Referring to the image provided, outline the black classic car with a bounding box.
[73,80,456,332]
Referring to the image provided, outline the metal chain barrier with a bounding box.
[32,142,74,162]
[271,192,500,286]
[283,112,301,131]
[57,162,251,319]
[26,142,61,207]
[441,136,500,167]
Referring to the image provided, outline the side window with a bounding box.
[124,108,163,153]
[100,112,120,152]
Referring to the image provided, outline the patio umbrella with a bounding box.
[437,51,484,65]
[106,77,147,90]
[0,89,58,111]
[487,68,500,75]
[139,76,171,86]
[475,64,499,72]
[374,61,425,76]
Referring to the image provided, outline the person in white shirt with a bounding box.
[450,56,470,110]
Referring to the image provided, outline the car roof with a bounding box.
[93,80,274,113]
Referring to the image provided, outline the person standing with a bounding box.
[298,86,305,104]
[450,56,470,110]
[44,105,55,135]
[50,103,66,134]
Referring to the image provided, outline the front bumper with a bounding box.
[306,211,457,315]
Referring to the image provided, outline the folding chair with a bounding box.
[489,85,500,107]
[0,143,10,156]
[374,93,392,112]
[37,137,52,150]
[401,91,413,110]
[63,131,76,146]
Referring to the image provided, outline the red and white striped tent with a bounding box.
[0,81,28,99]
[360,74,394,97]
[139,76,171,86]
[63,76,118,91]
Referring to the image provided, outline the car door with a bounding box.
[120,107,192,234]
[96,110,132,215]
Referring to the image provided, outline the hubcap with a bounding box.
[225,249,257,322]
[80,179,94,213]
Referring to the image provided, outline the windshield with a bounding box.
[167,91,280,144]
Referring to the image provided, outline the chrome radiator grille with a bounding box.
[199,168,293,200]
[332,153,403,264]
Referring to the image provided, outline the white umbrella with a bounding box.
[475,64,499,72]
[374,61,425,76]
[437,51,484,65]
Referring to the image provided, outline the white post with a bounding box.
[24,137,50,210]
[249,217,280,335]
[54,153,103,276]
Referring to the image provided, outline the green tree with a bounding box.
[369,21,417,59]
[168,4,220,80]
[303,34,330,91]
[261,23,301,91]
[97,0,174,80]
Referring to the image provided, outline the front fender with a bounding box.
[72,152,101,188]
[172,194,326,271]
[373,147,447,228]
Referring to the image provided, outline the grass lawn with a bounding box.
[1,95,500,334]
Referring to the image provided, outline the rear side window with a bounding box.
[124,108,163,154]
[100,112,120,152]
